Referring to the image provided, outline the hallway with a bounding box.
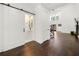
[0,32,79,56]
[0,3,79,56]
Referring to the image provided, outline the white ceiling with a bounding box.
[11,3,68,10]
[10,3,69,12]
[41,3,68,10]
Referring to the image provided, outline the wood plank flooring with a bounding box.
[0,31,79,56]
[42,32,79,56]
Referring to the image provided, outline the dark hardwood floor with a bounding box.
[0,41,45,56]
[42,32,79,56]
[0,31,79,56]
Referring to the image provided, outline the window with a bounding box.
[25,14,34,31]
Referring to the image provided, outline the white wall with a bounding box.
[0,3,50,52]
[0,5,4,52]
[0,4,36,52]
[74,4,79,21]
[34,4,50,43]
[3,6,24,51]
[50,4,78,33]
